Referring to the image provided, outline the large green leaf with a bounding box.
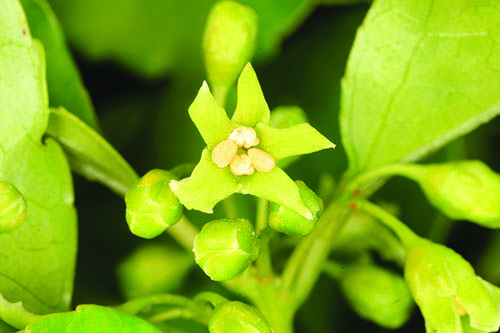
[22,305,162,332]
[20,0,99,130]
[341,0,500,173]
[46,108,138,196]
[0,0,76,315]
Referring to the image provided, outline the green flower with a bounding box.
[339,264,413,329]
[269,180,323,236]
[405,238,500,333]
[170,63,334,218]
[125,169,183,239]
[193,218,258,281]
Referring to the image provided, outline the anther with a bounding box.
[230,153,255,176]
[212,139,238,168]
[247,148,275,173]
[229,127,260,148]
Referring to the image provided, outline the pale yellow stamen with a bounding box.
[248,148,275,173]
[212,139,238,168]
[230,153,254,176]
[229,127,260,148]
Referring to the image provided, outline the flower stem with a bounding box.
[167,215,199,251]
[348,163,426,191]
[356,200,419,248]
[282,190,352,308]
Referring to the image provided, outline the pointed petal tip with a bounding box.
[201,80,210,91]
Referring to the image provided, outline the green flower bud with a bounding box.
[269,181,322,236]
[418,161,500,228]
[203,1,258,102]
[405,239,500,332]
[0,181,27,233]
[340,264,413,329]
[125,169,183,239]
[193,218,258,281]
[209,301,271,333]
[117,244,194,299]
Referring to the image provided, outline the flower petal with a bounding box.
[239,167,312,219]
[419,295,461,333]
[231,63,270,127]
[169,149,239,213]
[256,123,335,161]
[455,276,500,331]
[189,81,237,149]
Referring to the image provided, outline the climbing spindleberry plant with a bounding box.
[2,0,500,332]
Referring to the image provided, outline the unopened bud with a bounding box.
[203,1,257,102]
[230,154,254,176]
[269,181,322,236]
[125,170,183,239]
[209,301,272,333]
[193,218,258,281]
[0,181,27,233]
[212,139,238,168]
[117,244,194,299]
[340,264,413,329]
[417,161,500,228]
[248,148,275,173]
[405,239,500,332]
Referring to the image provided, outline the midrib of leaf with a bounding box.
[361,0,435,169]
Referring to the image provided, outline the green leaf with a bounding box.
[231,63,270,127]
[189,82,237,150]
[45,107,138,196]
[0,7,46,151]
[20,0,99,130]
[341,0,500,173]
[170,149,239,214]
[256,123,335,161]
[241,167,312,219]
[0,0,76,315]
[23,304,162,332]
[0,138,77,315]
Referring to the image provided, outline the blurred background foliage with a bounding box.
[40,0,500,331]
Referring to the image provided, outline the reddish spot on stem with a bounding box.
[22,29,26,36]
[349,202,357,210]
[353,189,360,196]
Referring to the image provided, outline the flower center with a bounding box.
[212,126,275,176]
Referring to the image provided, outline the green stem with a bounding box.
[147,307,209,325]
[115,294,196,315]
[256,229,273,278]
[167,216,199,251]
[255,198,274,277]
[194,292,228,308]
[213,85,229,107]
[222,196,238,219]
[256,198,268,234]
[116,293,212,326]
[282,191,352,308]
[357,200,419,248]
[323,261,346,280]
[347,163,425,191]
